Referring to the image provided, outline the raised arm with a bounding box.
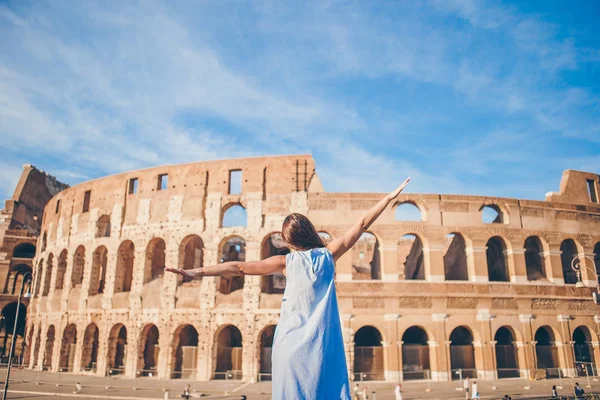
[165,255,286,280]
[326,177,410,261]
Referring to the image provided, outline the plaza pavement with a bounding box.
[0,368,599,399]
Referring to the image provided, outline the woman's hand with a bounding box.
[386,177,411,201]
[164,267,194,280]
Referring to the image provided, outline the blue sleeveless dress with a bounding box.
[272,247,351,400]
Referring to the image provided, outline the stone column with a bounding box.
[129,248,146,312]
[96,326,108,377]
[424,243,445,283]
[78,248,94,311]
[72,323,84,374]
[432,313,450,381]
[545,245,564,285]
[196,323,212,381]
[508,248,527,284]
[124,329,138,378]
[381,244,399,282]
[557,315,576,377]
[475,310,495,380]
[61,252,74,310]
[157,324,171,379]
[161,245,178,310]
[383,314,401,382]
[467,242,488,283]
[519,314,536,380]
[101,251,118,310]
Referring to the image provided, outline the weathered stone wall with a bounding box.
[26,156,600,382]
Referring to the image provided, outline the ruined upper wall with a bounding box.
[546,170,600,206]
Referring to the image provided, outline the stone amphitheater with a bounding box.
[19,155,600,383]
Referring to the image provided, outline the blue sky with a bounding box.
[0,0,599,201]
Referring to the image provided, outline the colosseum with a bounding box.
[20,154,600,384]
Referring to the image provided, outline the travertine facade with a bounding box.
[25,155,600,383]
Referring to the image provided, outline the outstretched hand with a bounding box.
[164,267,193,279]
[387,177,411,200]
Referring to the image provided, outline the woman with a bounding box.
[166,177,411,399]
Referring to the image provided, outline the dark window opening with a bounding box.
[229,170,242,194]
[157,174,168,191]
[129,178,138,195]
[82,191,91,213]
[55,200,61,215]
[588,179,598,203]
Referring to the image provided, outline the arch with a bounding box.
[42,254,54,296]
[43,325,55,369]
[525,236,547,281]
[318,231,333,244]
[144,238,166,283]
[449,326,476,379]
[486,236,509,282]
[214,325,243,379]
[107,324,127,374]
[260,233,289,294]
[33,259,43,297]
[218,236,246,294]
[395,202,422,222]
[6,264,32,295]
[0,302,27,358]
[71,245,86,286]
[351,232,381,280]
[560,239,578,284]
[594,242,600,276]
[354,326,384,381]
[495,326,519,378]
[172,325,199,379]
[81,323,99,372]
[481,204,504,224]
[55,250,68,290]
[222,204,247,228]
[115,241,134,293]
[399,234,425,280]
[535,326,559,377]
[59,324,77,371]
[138,324,160,376]
[573,326,595,376]
[402,326,430,380]
[178,235,204,286]
[89,246,108,295]
[259,325,276,381]
[12,243,36,258]
[444,233,468,281]
[96,214,111,238]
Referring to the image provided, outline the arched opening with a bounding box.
[395,202,422,222]
[214,325,243,380]
[5,264,31,295]
[354,326,384,381]
[444,233,468,281]
[138,324,160,376]
[573,326,595,376]
[351,233,381,280]
[96,214,111,238]
[222,204,247,227]
[144,238,166,283]
[107,324,127,374]
[178,235,203,286]
[172,325,199,379]
[486,236,509,282]
[318,232,333,244]
[55,250,68,290]
[115,241,134,293]
[43,325,55,370]
[398,234,424,280]
[33,259,43,297]
[560,239,578,284]
[535,326,559,378]
[450,326,476,379]
[59,324,77,372]
[481,205,503,224]
[595,242,600,276]
[89,246,108,295]
[402,326,430,380]
[41,232,47,252]
[71,246,86,287]
[260,233,289,294]
[259,325,276,381]
[217,237,246,294]
[42,254,53,296]
[81,323,99,372]
[495,327,519,378]
[525,236,547,281]
[12,243,36,259]
[0,302,27,358]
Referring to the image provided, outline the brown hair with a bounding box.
[282,213,326,251]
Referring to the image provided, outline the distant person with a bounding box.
[371,389,376,400]
[362,386,369,400]
[463,377,470,399]
[166,178,411,400]
[574,382,585,399]
[181,384,190,399]
[471,381,479,399]
[502,395,512,400]
[552,385,558,398]
[394,384,403,400]
[354,383,361,400]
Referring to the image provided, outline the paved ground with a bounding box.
[0,368,599,399]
